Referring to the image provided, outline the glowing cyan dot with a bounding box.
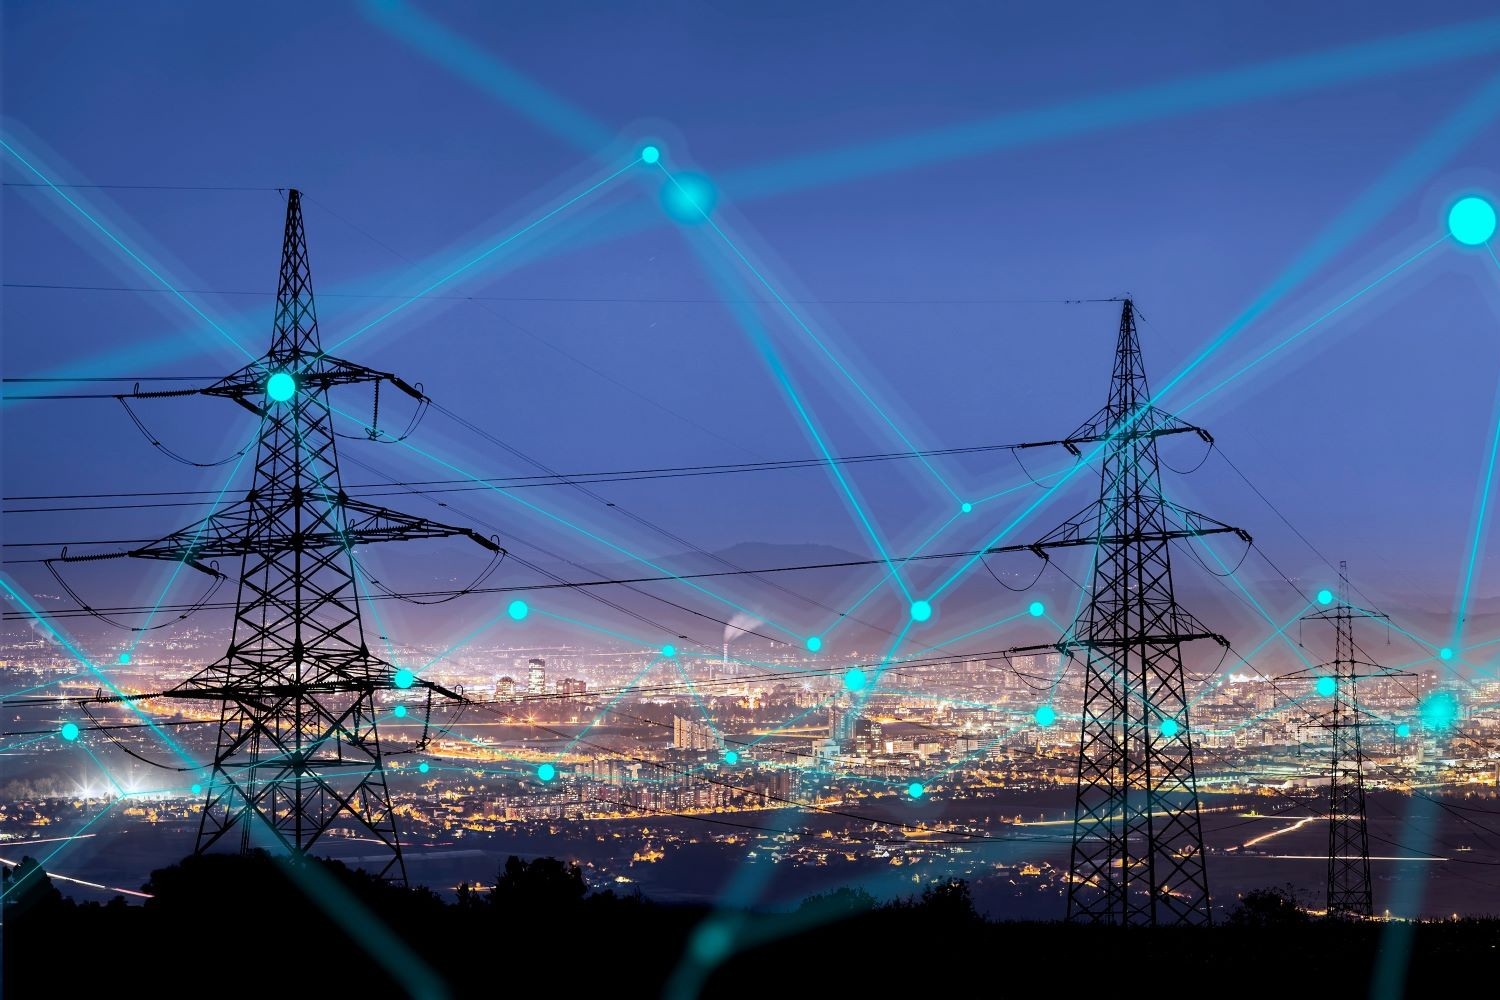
[393,704,408,718]
[961,502,973,514]
[910,600,933,622]
[1028,601,1045,618]
[266,371,296,402]
[805,636,823,652]
[1317,589,1334,606]
[692,922,733,963]
[60,722,80,741]
[537,763,556,782]
[117,652,131,665]
[1159,718,1180,739]
[843,668,868,692]
[418,762,430,774]
[661,644,677,658]
[640,145,660,164]
[908,782,925,799]
[190,783,202,795]
[1420,691,1459,730]
[393,668,415,689]
[1439,647,1454,661]
[660,173,717,223]
[1448,196,1496,246]
[1396,723,1412,738]
[723,750,739,765]
[1034,705,1056,727]
[508,599,529,621]
[1316,675,1337,698]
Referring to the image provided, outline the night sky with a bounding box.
[5,1,1500,662]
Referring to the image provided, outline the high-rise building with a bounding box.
[527,658,546,696]
[495,676,516,700]
[672,714,715,751]
[559,677,588,697]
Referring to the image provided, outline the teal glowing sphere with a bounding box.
[1028,601,1045,618]
[1448,196,1496,246]
[908,782,925,799]
[641,145,661,164]
[724,750,739,765]
[60,722,80,741]
[1035,705,1056,727]
[961,502,973,514]
[843,668,868,692]
[806,636,823,652]
[1317,589,1334,606]
[1439,647,1454,661]
[117,652,131,665]
[537,763,556,782]
[1396,723,1412,738]
[661,173,717,223]
[1159,718,1180,739]
[661,644,677,658]
[691,921,733,963]
[393,704,408,718]
[910,600,933,622]
[191,783,202,795]
[266,371,296,402]
[1420,691,1459,730]
[393,668,415,689]
[418,762,430,774]
[508,599,529,620]
[1316,675,1337,698]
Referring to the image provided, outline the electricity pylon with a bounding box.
[61,190,499,882]
[1298,562,1397,919]
[1002,299,1247,925]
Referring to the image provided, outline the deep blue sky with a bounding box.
[5,1,1500,661]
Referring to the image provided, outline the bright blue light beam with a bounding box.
[324,156,639,355]
[357,0,616,151]
[656,162,961,503]
[685,246,914,602]
[0,137,255,362]
[1176,237,1444,416]
[1452,370,1500,650]
[720,17,1500,201]
[931,71,1500,603]
[332,403,800,639]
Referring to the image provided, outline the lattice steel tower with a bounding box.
[1300,562,1390,918]
[68,191,498,881]
[1018,300,1248,925]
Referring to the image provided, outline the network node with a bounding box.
[640,145,661,164]
[909,600,932,622]
[417,761,430,774]
[1028,601,1045,618]
[1317,589,1334,606]
[508,599,529,621]
[537,763,556,782]
[1439,647,1454,661]
[1159,718,1180,739]
[907,782,925,799]
[691,921,733,963]
[660,173,717,224]
[117,652,131,665]
[393,704,408,718]
[960,502,973,514]
[266,371,296,402]
[191,783,202,795]
[1396,723,1412,738]
[723,750,739,765]
[843,667,868,692]
[1316,675,1337,698]
[1034,704,1056,727]
[1419,690,1459,730]
[661,644,677,658]
[393,668,415,689]
[1448,196,1496,246]
[60,722,80,741]
[805,636,823,652]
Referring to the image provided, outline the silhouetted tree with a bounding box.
[490,855,587,912]
[1227,884,1308,928]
